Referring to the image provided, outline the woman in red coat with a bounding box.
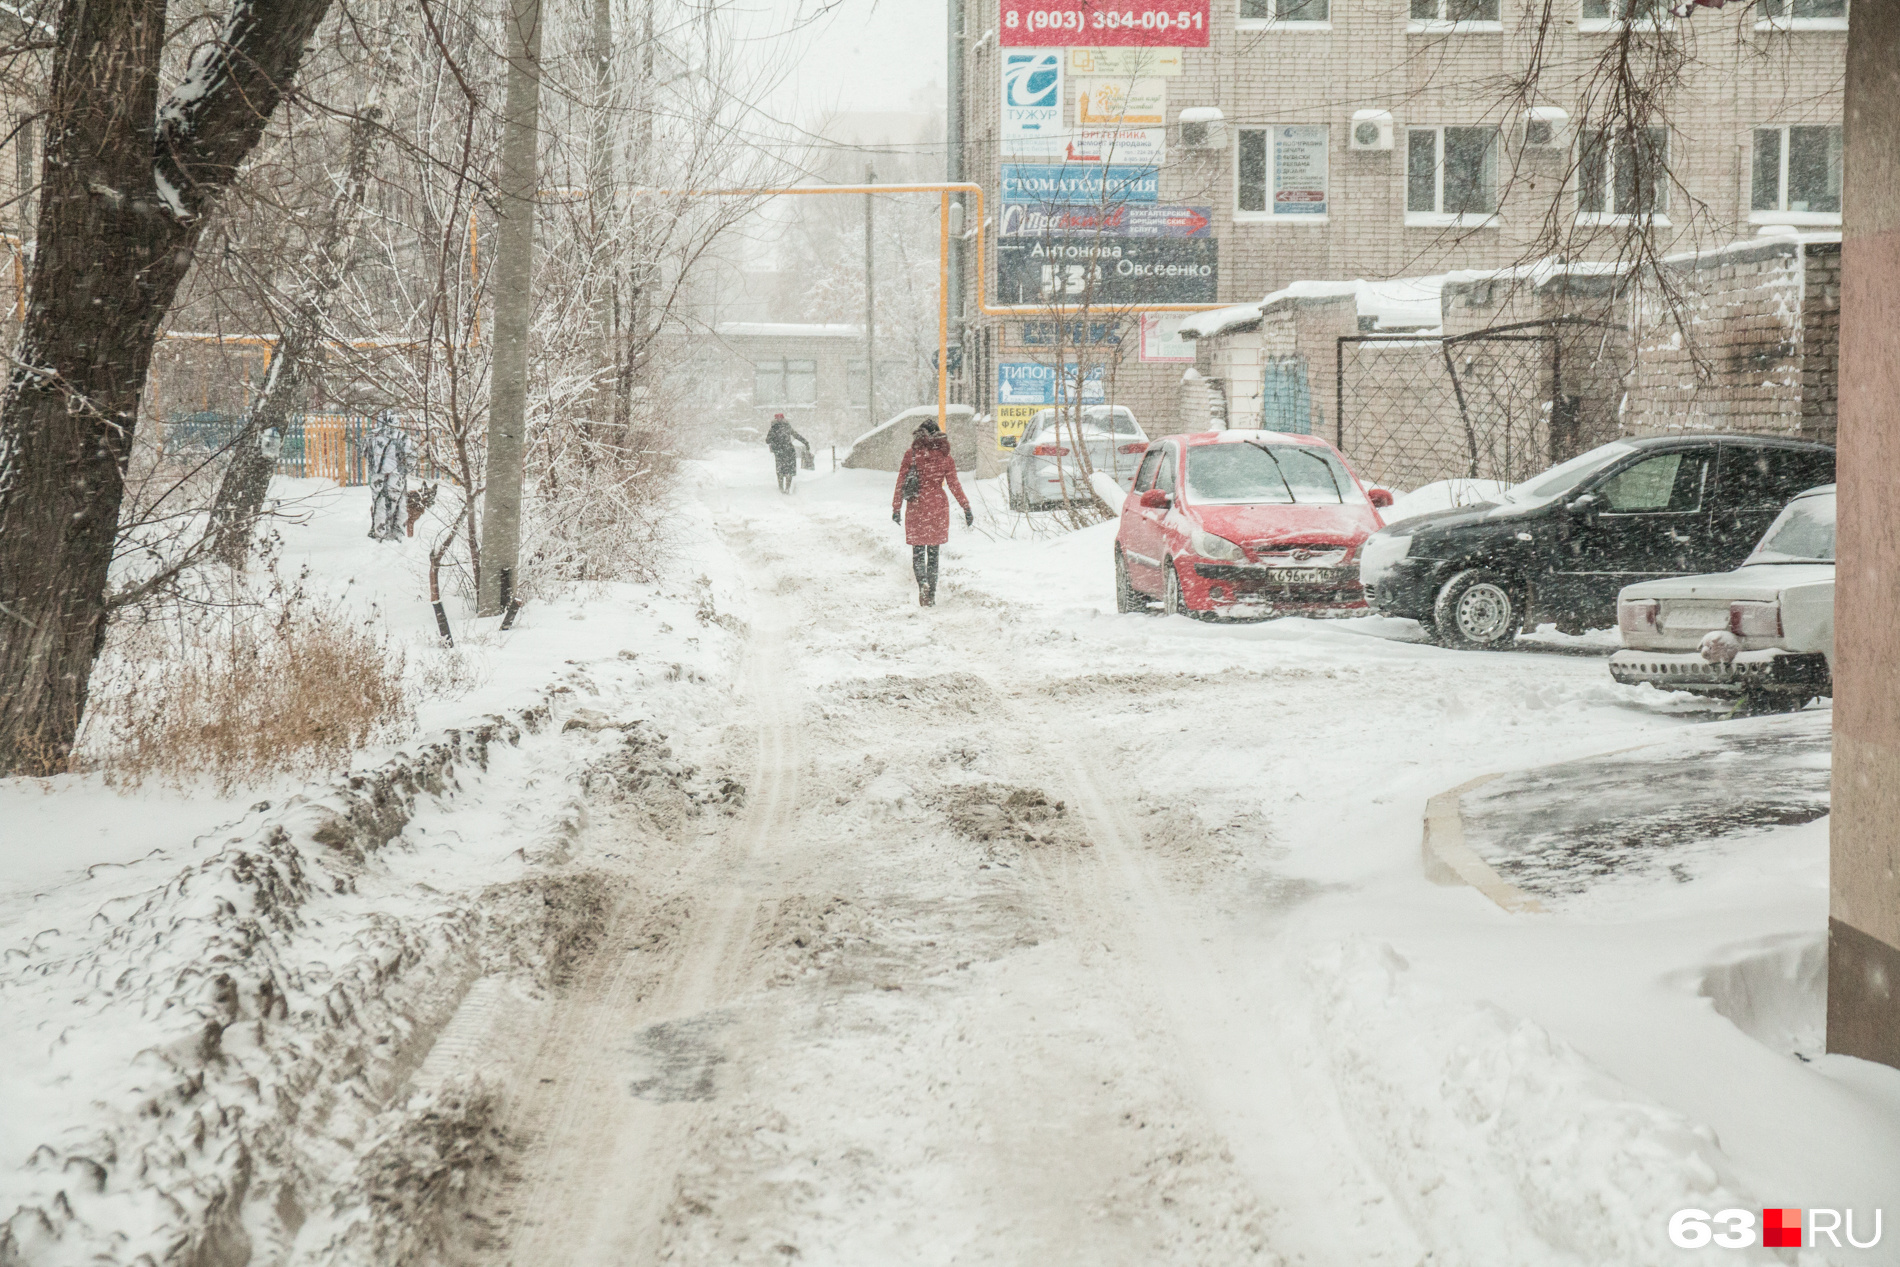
[891,419,972,606]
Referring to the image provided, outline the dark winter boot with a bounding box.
[923,584,936,607]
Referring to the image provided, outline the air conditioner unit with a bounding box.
[1524,106,1568,149]
[1179,107,1226,151]
[1349,109,1394,151]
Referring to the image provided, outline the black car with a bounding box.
[1359,435,1836,648]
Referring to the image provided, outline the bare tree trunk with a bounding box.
[0,0,337,774]
[209,96,386,559]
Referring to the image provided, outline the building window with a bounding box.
[1408,0,1501,28]
[1756,0,1847,27]
[1751,125,1842,221]
[1578,0,1672,28]
[1405,126,1499,225]
[1236,125,1330,219]
[1578,127,1669,220]
[753,358,816,406]
[1240,0,1329,23]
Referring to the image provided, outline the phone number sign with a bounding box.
[1001,1,1210,47]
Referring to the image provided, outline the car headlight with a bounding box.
[1357,532,1413,587]
[1189,527,1245,561]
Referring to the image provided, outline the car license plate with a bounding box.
[1271,568,1339,585]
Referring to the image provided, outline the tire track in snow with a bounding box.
[493,564,801,1265]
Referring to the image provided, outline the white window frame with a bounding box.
[1754,0,1848,30]
[1404,126,1501,228]
[1407,0,1502,32]
[1235,125,1332,224]
[1749,124,1844,225]
[1574,126,1673,227]
[1238,0,1332,30]
[1577,0,1673,32]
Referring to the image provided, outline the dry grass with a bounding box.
[80,580,412,793]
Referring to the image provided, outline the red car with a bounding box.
[1114,430,1394,618]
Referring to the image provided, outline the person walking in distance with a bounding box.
[765,413,810,494]
[891,419,972,606]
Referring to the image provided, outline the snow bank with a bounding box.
[1301,939,1767,1266]
[1089,469,1128,514]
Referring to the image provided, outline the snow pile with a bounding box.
[0,478,750,1265]
[1381,478,1510,524]
[1302,939,1763,1267]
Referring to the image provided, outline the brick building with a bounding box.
[1181,230,1841,490]
[951,0,1848,445]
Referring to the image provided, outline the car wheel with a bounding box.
[1115,548,1146,614]
[1007,473,1027,513]
[1432,570,1520,649]
[1163,560,1192,618]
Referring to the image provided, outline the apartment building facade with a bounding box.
[953,0,1849,442]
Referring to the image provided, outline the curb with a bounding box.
[1421,771,1547,913]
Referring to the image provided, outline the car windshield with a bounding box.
[1747,492,1836,563]
[1031,406,1140,439]
[1498,441,1638,507]
[1184,442,1356,505]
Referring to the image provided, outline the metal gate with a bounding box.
[1334,317,1620,491]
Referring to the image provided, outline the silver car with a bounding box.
[1005,406,1149,512]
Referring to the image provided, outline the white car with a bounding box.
[1005,406,1149,512]
[1609,485,1835,709]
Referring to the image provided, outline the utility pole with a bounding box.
[478,0,543,616]
[864,163,877,430]
[946,0,965,400]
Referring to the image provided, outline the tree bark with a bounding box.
[0,0,337,774]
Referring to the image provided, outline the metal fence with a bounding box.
[160,412,448,485]
[1334,318,1620,491]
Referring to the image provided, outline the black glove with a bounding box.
[892,510,902,524]
[964,508,974,528]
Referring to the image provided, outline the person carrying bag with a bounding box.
[891,419,971,607]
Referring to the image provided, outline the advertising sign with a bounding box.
[998,361,1108,407]
[1011,319,1125,348]
[997,404,1041,450]
[1068,47,1182,76]
[1140,313,1196,363]
[1001,0,1210,47]
[1061,127,1165,166]
[1075,78,1166,127]
[997,238,1219,305]
[1001,49,1063,144]
[1273,125,1329,216]
[1000,202,1210,238]
[1001,164,1159,204]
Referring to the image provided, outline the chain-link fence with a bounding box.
[1333,318,1620,492]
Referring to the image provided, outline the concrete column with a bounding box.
[1829,4,1900,1070]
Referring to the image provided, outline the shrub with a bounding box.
[80,578,412,793]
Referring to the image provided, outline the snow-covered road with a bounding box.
[425,453,1900,1266]
[9,451,1893,1267]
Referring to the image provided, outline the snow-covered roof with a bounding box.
[1180,276,1447,341]
[715,322,867,340]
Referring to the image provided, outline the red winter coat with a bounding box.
[893,433,969,546]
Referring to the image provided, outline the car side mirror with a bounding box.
[1139,488,1171,510]
[1568,492,1600,520]
[1367,487,1394,509]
